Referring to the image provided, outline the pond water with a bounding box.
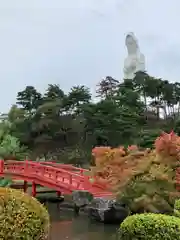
[47,202,119,240]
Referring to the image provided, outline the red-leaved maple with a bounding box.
[91,131,180,213]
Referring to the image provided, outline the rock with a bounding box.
[88,198,129,223]
[72,190,93,208]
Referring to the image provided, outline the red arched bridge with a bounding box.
[0,160,113,198]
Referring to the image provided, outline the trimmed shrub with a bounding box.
[118,213,180,240]
[0,187,50,239]
[174,199,180,217]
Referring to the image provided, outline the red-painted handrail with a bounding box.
[0,160,113,198]
[41,162,89,174]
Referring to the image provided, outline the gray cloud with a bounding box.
[0,0,179,112]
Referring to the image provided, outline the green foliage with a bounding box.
[0,120,29,160]
[118,213,180,240]
[1,72,180,164]
[0,188,50,239]
[96,76,119,99]
[0,178,12,187]
[118,180,175,214]
[174,199,180,217]
[16,86,42,112]
[82,99,141,146]
[57,146,91,165]
[43,84,65,101]
[137,129,163,148]
[67,85,91,108]
[0,134,29,160]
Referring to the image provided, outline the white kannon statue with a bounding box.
[123,32,145,79]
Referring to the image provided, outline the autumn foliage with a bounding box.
[91,131,180,213]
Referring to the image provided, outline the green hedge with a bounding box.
[0,187,50,239]
[174,199,180,217]
[118,213,180,240]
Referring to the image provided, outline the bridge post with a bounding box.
[80,169,83,176]
[23,181,28,193]
[32,181,36,197]
[24,160,28,174]
[69,175,72,185]
[0,160,4,174]
[57,191,61,197]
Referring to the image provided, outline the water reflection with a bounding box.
[47,202,118,240]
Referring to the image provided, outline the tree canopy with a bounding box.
[1,71,180,164]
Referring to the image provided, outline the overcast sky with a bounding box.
[0,0,179,112]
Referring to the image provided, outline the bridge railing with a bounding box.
[4,160,90,175]
[40,161,90,175]
[0,160,93,192]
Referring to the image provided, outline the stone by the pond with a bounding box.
[72,190,93,207]
[88,198,129,223]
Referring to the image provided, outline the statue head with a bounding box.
[125,32,139,55]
